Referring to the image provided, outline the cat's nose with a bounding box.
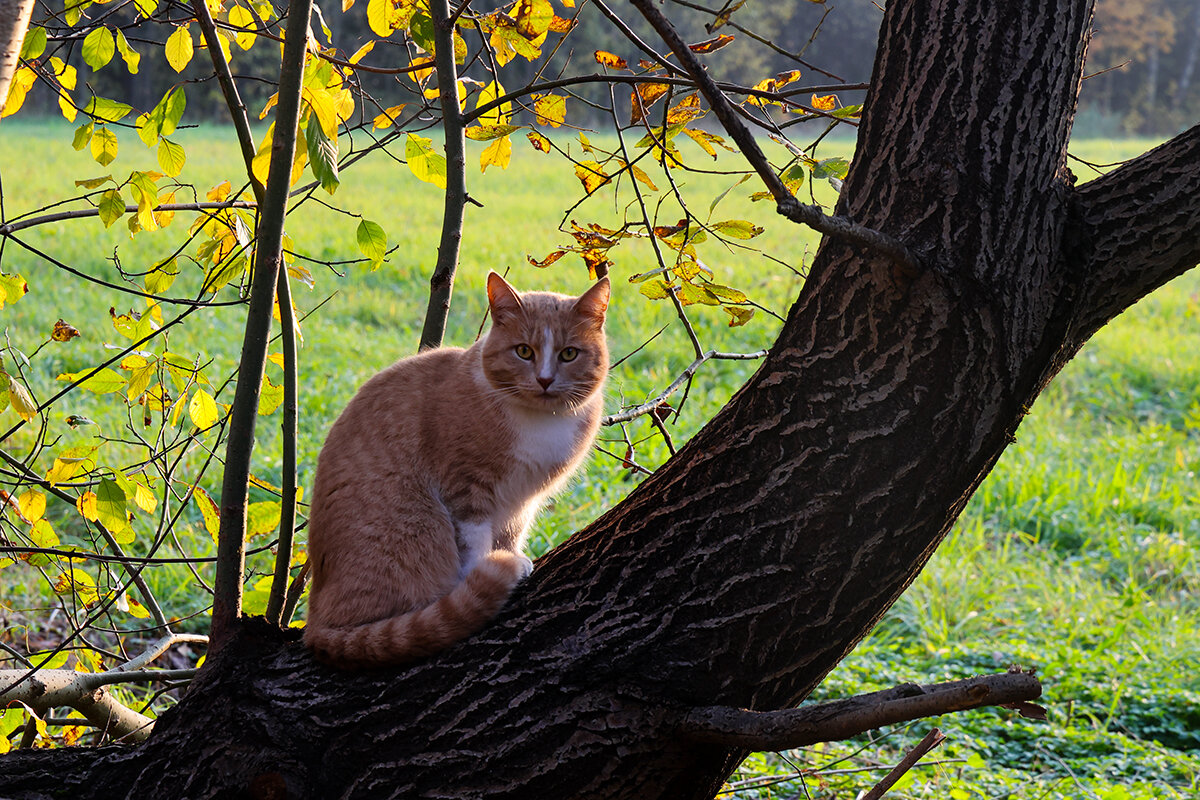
[537,376,554,390]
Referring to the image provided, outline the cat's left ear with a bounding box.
[487,271,523,324]
[573,277,610,326]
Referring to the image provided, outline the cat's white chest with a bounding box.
[512,411,585,471]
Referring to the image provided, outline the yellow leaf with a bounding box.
[480,135,512,172]
[125,596,151,618]
[574,160,609,195]
[189,388,220,429]
[228,5,257,50]
[527,130,550,153]
[16,489,45,523]
[8,375,37,421]
[475,80,509,125]
[132,479,157,513]
[194,487,221,539]
[371,103,406,130]
[630,82,669,124]
[206,180,232,202]
[1,66,37,118]
[165,26,194,73]
[533,93,565,127]
[77,491,99,521]
[594,50,628,69]
[811,93,837,111]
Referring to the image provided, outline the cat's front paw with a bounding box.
[516,555,534,579]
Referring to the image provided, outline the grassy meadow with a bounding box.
[1,118,1198,798]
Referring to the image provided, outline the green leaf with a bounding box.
[247,501,282,538]
[72,121,94,151]
[409,12,435,53]
[356,219,388,267]
[82,28,116,70]
[19,27,47,60]
[138,87,187,147]
[157,137,186,177]
[97,188,125,227]
[145,257,179,294]
[712,219,764,240]
[812,156,850,180]
[92,128,120,165]
[405,133,447,189]
[96,478,129,534]
[165,26,194,73]
[638,278,672,300]
[75,174,112,189]
[114,29,141,74]
[26,520,59,566]
[305,120,340,194]
[56,366,127,394]
[83,96,133,123]
[258,374,284,415]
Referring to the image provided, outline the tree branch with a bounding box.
[1068,124,1200,344]
[627,0,921,273]
[679,672,1042,750]
[418,0,469,351]
[210,0,314,652]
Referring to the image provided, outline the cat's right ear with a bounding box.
[487,272,523,324]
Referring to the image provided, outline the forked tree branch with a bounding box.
[627,0,922,273]
[679,671,1042,750]
[863,727,946,800]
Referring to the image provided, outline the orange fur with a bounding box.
[304,273,610,668]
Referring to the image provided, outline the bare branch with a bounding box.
[601,348,767,426]
[679,672,1042,750]
[627,0,921,273]
[862,727,947,800]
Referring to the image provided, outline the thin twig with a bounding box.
[861,727,947,800]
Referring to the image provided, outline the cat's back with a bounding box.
[319,345,507,471]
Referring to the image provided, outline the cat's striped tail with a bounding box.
[303,551,527,669]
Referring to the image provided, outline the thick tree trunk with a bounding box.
[3,0,1200,797]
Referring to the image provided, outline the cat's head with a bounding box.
[480,272,610,412]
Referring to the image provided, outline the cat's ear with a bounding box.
[573,277,610,326]
[487,272,523,324]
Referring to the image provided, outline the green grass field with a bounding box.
[1,118,1197,798]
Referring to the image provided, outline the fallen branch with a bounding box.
[0,634,206,744]
[680,671,1042,750]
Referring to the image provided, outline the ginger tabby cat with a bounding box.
[304,272,610,668]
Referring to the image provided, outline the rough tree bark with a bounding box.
[3,0,1200,797]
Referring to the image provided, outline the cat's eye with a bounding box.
[559,347,579,362]
[514,344,535,360]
